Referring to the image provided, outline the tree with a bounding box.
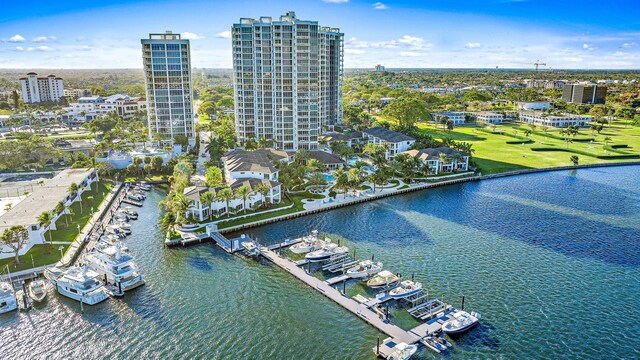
[603,136,612,146]
[295,148,311,164]
[0,226,29,264]
[54,201,65,216]
[255,183,272,206]
[382,97,428,129]
[95,161,113,177]
[174,135,189,150]
[333,168,349,199]
[11,90,19,109]
[216,187,235,215]
[68,182,79,197]
[570,155,579,166]
[200,191,215,221]
[244,138,258,150]
[235,185,253,213]
[173,160,194,178]
[37,211,54,244]
[446,119,454,132]
[133,157,144,176]
[143,156,152,175]
[172,193,190,224]
[152,156,164,172]
[205,166,223,188]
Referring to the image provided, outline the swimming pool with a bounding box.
[324,174,336,182]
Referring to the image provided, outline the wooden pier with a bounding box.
[258,246,457,358]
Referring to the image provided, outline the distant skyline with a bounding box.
[1,0,639,70]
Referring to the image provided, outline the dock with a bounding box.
[257,246,456,358]
[121,198,143,207]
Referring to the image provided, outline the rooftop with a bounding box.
[309,150,344,165]
[224,149,279,174]
[363,127,415,143]
[0,168,95,233]
[402,147,468,161]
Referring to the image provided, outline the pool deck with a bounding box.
[258,246,455,358]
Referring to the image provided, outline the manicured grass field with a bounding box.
[0,243,70,272]
[413,120,640,174]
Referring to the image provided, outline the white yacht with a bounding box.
[389,280,423,299]
[346,260,383,279]
[441,310,481,335]
[28,279,48,303]
[0,281,17,314]
[387,342,417,360]
[105,225,127,238]
[290,231,328,254]
[46,266,109,305]
[121,207,138,220]
[305,243,349,262]
[82,241,144,292]
[366,270,401,288]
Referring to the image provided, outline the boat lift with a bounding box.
[409,298,451,321]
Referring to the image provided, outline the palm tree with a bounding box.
[295,148,311,164]
[603,136,612,146]
[235,185,253,213]
[438,153,449,174]
[216,187,235,216]
[172,193,190,224]
[333,168,349,199]
[143,156,152,176]
[199,191,215,221]
[255,183,272,207]
[570,155,579,166]
[37,211,54,244]
[307,159,323,173]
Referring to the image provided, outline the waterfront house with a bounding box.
[0,168,98,259]
[401,147,470,175]
[518,111,592,128]
[363,127,416,160]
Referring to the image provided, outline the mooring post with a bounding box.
[461,295,465,311]
[376,336,380,355]
[343,279,346,295]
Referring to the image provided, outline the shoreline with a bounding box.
[218,161,640,235]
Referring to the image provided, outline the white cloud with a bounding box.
[27,46,54,52]
[216,31,231,39]
[348,35,431,51]
[182,32,206,40]
[74,45,92,51]
[622,42,637,48]
[372,2,387,10]
[465,42,481,49]
[32,36,56,43]
[345,48,366,54]
[399,51,422,57]
[15,46,24,51]
[3,34,26,43]
[583,43,594,50]
[322,0,349,3]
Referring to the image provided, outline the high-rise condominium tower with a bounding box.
[141,31,195,146]
[19,72,64,104]
[232,11,344,150]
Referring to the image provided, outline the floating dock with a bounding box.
[258,246,457,358]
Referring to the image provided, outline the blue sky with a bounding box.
[1,0,639,69]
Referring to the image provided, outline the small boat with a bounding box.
[127,193,145,202]
[387,342,417,360]
[305,243,349,262]
[389,280,423,299]
[15,289,32,310]
[241,241,260,256]
[28,279,48,303]
[105,225,127,238]
[48,266,109,305]
[290,231,328,254]
[0,282,17,314]
[114,221,132,232]
[137,184,151,191]
[346,260,383,279]
[421,335,448,353]
[122,207,138,219]
[366,270,401,288]
[434,333,452,348]
[441,310,481,335]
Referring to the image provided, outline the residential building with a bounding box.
[64,88,93,99]
[308,150,345,170]
[401,147,469,175]
[380,97,394,106]
[19,72,65,104]
[516,101,551,110]
[524,79,565,89]
[319,131,363,151]
[518,111,592,128]
[184,149,289,221]
[232,11,344,150]
[363,127,415,160]
[0,168,97,259]
[562,83,607,104]
[474,111,504,124]
[432,111,465,125]
[141,31,195,147]
[374,64,386,72]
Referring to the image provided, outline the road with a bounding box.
[192,130,211,185]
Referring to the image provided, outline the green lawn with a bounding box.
[0,109,13,115]
[0,243,70,272]
[44,181,113,242]
[413,121,640,174]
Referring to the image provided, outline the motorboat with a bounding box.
[366,270,401,288]
[0,281,17,314]
[421,335,448,353]
[290,231,328,254]
[105,225,127,238]
[441,310,481,335]
[122,207,138,220]
[81,241,144,292]
[387,342,417,360]
[304,243,349,262]
[137,184,151,191]
[48,266,109,305]
[241,241,260,256]
[389,280,423,299]
[346,260,383,279]
[126,193,145,202]
[28,279,48,303]
[114,221,132,233]
[112,211,130,222]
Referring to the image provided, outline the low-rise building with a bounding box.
[319,132,364,151]
[308,150,345,171]
[474,111,504,124]
[64,88,93,99]
[363,127,415,160]
[432,112,466,125]
[516,101,551,110]
[518,111,592,128]
[0,168,97,259]
[401,147,470,175]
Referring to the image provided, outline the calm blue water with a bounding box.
[1,165,639,359]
